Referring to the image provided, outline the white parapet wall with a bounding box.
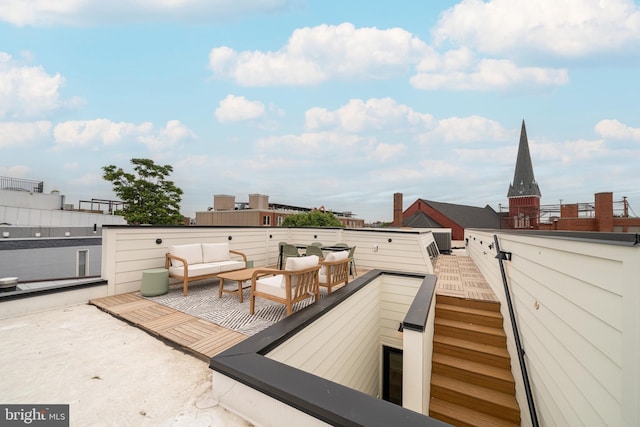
[101,226,437,296]
[464,229,640,427]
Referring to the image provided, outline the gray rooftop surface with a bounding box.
[0,304,250,427]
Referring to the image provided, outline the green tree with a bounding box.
[281,210,344,228]
[102,158,184,225]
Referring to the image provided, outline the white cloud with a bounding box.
[418,159,466,177]
[0,0,291,26]
[53,119,148,147]
[369,143,406,162]
[534,138,607,164]
[63,162,78,170]
[305,98,434,132]
[0,121,51,147]
[257,131,362,152]
[433,0,640,57]
[0,164,30,177]
[215,94,265,122]
[0,52,66,118]
[53,118,196,150]
[137,120,197,151]
[595,119,640,141]
[209,23,430,86]
[411,58,568,91]
[421,116,513,143]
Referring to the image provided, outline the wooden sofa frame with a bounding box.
[165,249,247,296]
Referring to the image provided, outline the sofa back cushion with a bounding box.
[202,242,231,263]
[283,255,319,288]
[325,250,349,262]
[285,254,319,271]
[320,250,349,275]
[169,244,203,267]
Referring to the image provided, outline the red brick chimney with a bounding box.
[595,192,613,232]
[393,193,403,227]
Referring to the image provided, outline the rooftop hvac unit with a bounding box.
[63,204,74,210]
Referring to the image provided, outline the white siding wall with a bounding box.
[101,227,435,295]
[267,278,382,396]
[465,229,640,427]
[266,274,425,401]
[343,229,435,274]
[380,275,423,349]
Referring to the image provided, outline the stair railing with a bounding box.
[493,234,539,427]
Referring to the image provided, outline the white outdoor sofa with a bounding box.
[165,242,247,296]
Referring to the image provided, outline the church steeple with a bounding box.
[507,120,541,198]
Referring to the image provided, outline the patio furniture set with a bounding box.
[144,241,352,317]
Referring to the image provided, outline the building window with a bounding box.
[262,215,271,226]
[77,249,89,277]
[276,216,283,226]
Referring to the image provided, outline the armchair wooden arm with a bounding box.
[319,257,350,294]
[250,264,321,316]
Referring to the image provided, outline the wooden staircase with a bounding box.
[430,295,521,427]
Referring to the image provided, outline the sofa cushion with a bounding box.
[168,262,221,278]
[217,260,245,273]
[285,255,319,271]
[256,275,286,298]
[202,243,231,263]
[284,255,318,288]
[326,250,349,262]
[320,250,349,275]
[169,244,203,267]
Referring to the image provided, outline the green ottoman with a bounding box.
[141,268,169,296]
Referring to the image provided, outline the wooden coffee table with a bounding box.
[217,267,264,303]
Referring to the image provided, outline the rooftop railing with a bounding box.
[0,176,44,193]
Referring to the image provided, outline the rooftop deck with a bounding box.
[89,253,497,361]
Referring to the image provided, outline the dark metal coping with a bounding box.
[468,228,640,247]
[402,274,437,333]
[210,270,449,427]
[0,279,106,302]
[101,224,431,234]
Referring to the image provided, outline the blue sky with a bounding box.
[1,0,639,222]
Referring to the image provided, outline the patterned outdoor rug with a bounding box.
[140,279,321,336]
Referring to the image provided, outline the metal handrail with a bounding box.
[493,234,539,427]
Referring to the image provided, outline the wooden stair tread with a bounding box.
[435,317,507,337]
[437,303,503,319]
[433,334,510,357]
[430,397,520,427]
[432,353,514,383]
[436,295,501,312]
[431,373,519,412]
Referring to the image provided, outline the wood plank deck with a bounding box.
[90,294,247,361]
[433,255,499,302]
[89,260,489,362]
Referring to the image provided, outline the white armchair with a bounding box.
[250,255,321,317]
[319,250,350,294]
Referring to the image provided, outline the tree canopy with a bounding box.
[102,158,184,225]
[281,210,344,228]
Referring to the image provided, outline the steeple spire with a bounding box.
[507,120,541,198]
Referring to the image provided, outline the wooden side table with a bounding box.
[217,267,263,303]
